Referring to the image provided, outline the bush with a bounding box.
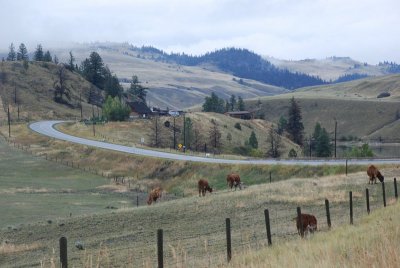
[377,92,390,98]
[346,143,374,157]
[234,122,241,130]
[288,149,297,158]
[102,96,130,121]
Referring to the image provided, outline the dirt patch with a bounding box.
[0,242,42,254]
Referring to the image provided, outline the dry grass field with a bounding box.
[58,112,301,157]
[245,74,400,141]
[0,61,98,121]
[1,162,398,267]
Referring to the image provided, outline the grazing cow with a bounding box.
[198,179,213,196]
[294,213,318,237]
[147,187,162,205]
[226,173,242,190]
[367,165,384,184]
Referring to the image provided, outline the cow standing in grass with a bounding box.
[294,213,317,237]
[226,173,242,190]
[367,165,384,184]
[198,179,213,196]
[147,187,162,205]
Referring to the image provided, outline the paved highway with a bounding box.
[30,121,400,166]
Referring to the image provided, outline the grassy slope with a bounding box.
[52,43,288,109]
[58,112,301,157]
[0,163,397,267]
[0,61,99,120]
[246,74,400,140]
[266,56,389,81]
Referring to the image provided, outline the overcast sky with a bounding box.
[1,0,399,63]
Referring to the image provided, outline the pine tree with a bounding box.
[202,92,225,113]
[104,67,123,98]
[181,117,194,149]
[266,128,282,158]
[312,122,332,157]
[277,116,287,134]
[17,43,29,61]
[7,43,16,61]
[67,51,75,71]
[34,44,44,61]
[230,94,236,111]
[237,96,245,111]
[127,75,147,102]
[286,97,304,145]
[248,131,258,149]
[43,51,52,62]
[53,65,71,103]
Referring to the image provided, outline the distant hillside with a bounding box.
[266,56,400,81]
[245,74,400,140]
[155,47,327,89]
[49,43,289,109]
[0,61,102,121]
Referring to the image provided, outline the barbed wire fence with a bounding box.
[54,179,397,267]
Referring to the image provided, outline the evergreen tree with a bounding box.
[202,92,225,113]
[286,97,304,145]
[80,52,104,89]
[43,50,52,62]
[17,43,29,61]
[193,127,204,151]
[312,123,332,157]
[7,43,16,61]
[248,131,258,149]
[127,75,147,102]
[53,55,59,64]
[230,94,236,111]
[34,44,44,61]
[277,116,287,134]
[104,67,122,98]
[67,51,75,71]
[237,96,245,111]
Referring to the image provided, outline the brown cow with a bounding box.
[198,179,213,196]
[367,165,384,184]
[147,187,162,205]
[294,213,317,237]
[226,173,242,190]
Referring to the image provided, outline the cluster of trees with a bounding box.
[6,43,59,64]
[145,47,326,89]
[334,73,369,83]
[378,61,400,73]
[202,93,246,113]
[102,96,130,121]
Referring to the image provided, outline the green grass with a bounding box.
[0,138,135,228]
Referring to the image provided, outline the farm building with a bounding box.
[225,111,253,120]
[126,101,152,118]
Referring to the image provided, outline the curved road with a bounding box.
[30,121,400,166]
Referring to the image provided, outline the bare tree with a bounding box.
[193,126,205,151]
[149,116,164,147]
[53,65,71,103]
[209,119,222,153]
[266,128,283,158]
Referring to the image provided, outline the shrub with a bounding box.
[377,92,390,98]
[234,122,241,130]
[288,149,297,158]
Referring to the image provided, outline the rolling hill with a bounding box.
[246,74,400,141]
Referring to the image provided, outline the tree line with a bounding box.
[202,93,246,113]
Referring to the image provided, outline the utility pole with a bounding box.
[14,86,17,104]
[80,94,83,120]
[334,119,337,158]
[173,116,176,150]
[183,113,186,153]
[7,105,11,137]
[309,136,312,158]
[17,103,20,121]
[92,105,95,136]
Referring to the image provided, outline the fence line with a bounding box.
[53,181,397,267]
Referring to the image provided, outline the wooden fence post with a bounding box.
[226,218,232,262]
[264,209,272,246]
[349,191,353,225]
[325,199,331,229]
[60,236,68,268]
[157,229,163,268]
[136,196,139,207]
[345,159,348,176]
[394,178,398,200]
[296,207,304,238]
[269,171,272,183]
[366,188,370,214]
[382,182,386,207]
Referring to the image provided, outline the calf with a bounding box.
[198,179,213,196]
[226,173,242,190]
[367,165,384,184]
[294,213,317,237]
[147,187,162,205]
